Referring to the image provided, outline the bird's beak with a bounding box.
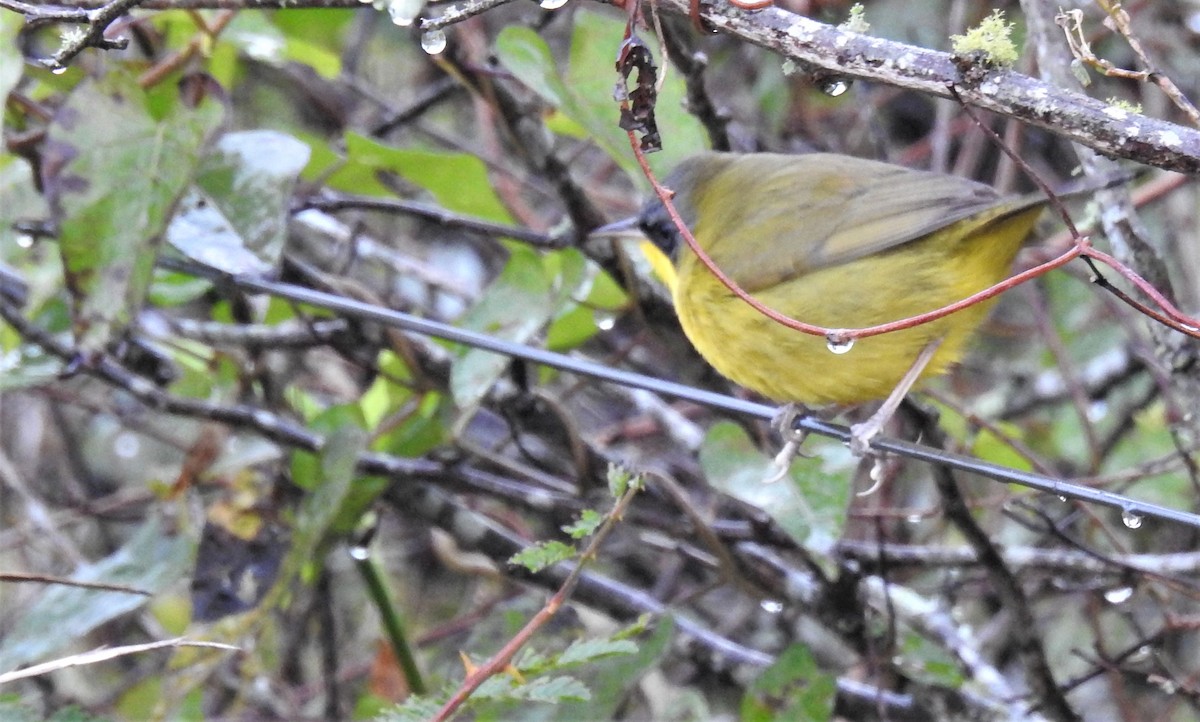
[589,216,643,239]
[588,217,676,292]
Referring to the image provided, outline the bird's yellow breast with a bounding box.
[670,208,1043,406]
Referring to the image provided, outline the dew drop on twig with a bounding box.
[825,331,855,355]
[421,28,447,55]
[821,77,851,96]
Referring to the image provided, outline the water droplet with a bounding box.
[905,514,923,524]
[596,314,616,331]
[760,599,783,613]
[113,431,141,459]
[821,78,851,96]
[421,28,447,54]
[388,0,424,24]
[825,331,855,354]
[1103,586,1134,604]
[1057,495,1068,502]
[348,545,370,560]
[16,234,34,249]
[540,0,568,8]
[1121,508,1143,529]
[46,61,68,75]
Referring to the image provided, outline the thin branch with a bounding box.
[635,0,1200,172]
[835,540,1200,577]
[1062,5,1200,128]
[430,478,642,721]
[298,194,562,247]
[0,572,151,594]
[919,415,1079,722]
[37,0,150,70]
[420,0,515,31]
[0,638,239,685]
[6,260,1199,529]
[13,0,1200,169]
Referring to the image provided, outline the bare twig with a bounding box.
[0,572,150,595]
[0,638,240,685]
[10,0,1200,169]
[6,260,1198,529]
[31,0,151,70]
[1057,6,1200,128]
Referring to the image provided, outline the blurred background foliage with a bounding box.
[3,0,1200,720]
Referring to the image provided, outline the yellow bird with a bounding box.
[625,151,1056,423]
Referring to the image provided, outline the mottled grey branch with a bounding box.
[645,0,1200,173]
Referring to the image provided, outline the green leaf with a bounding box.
[0,699,41,722]
[222,14,288,69]
[495,26,572,107]
[167,130,310,275]
[495,10,707,185]
[0,700,112,722]
[741,644,836,722]
[0,14,23,101]
[970,422,1034,472]
[275,416,368,604]
[553,617,675,721]
[272,8,352,45]
[147,269,213,307]
[545,305,600,351]
[509,540,575,572]
[607,464,640,497]
[451,246,591,409]
[362,352,447,457]
[290,406,366,492]
[339,134,512,223]
[0,155,55,311]
[699,422,849,553]
[557,637,638,666]
[896,631,965,687]
[46,71,222,350]
[0,517,195,672]
[374,694,444,722]
[521,675,591,703]
[562,509,604,539]
[285,37,341,79]
[582,267,629,310]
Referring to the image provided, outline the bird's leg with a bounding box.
[765,402,814,483]
[849,336,944,461]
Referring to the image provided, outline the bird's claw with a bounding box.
[848,419,882,457]
[766,403,814,483]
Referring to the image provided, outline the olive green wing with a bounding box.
[694,153,1022,293]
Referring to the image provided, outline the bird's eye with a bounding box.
[639,209,680,257]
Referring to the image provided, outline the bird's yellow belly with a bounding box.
[673,247,1003,406]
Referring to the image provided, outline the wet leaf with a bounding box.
[167,130,310,275]
[44,71,222,351]
[0,518,195,672]
[700,422,849,553]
